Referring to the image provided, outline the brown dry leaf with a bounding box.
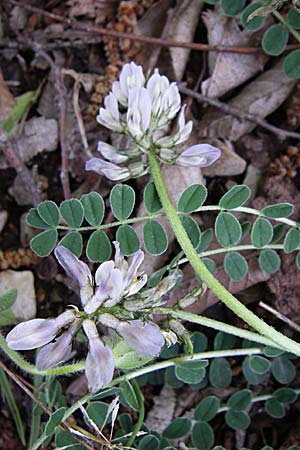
[137,0,175,70]
[67,0,117,23]
[145,384,176,433]
[164,0,203,80]
[138,0,203,80]
[199,59,297,141]
[0,117,58,169]
[9,5,28,31]
[201,10,268,98]
[0,69,15,121]
[136,164,205,276]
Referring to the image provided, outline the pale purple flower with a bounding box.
[97,93,123,132]
[84,243,147,313]
[55,245,93,306]
[112,62,145,106]
[147,69,170,116]
[85,158,130,181]
[176,144,221,167]
[156,105,193,149]
[175,106,193,145]
[84,260,123,314]
[83,320,114,393]
[116,320,165,356]
[36,321,79,370]
[6,310,75,351]
[53,245,147,315]
[97,141,129,164]
[146,69,181,128]
[113,242,147,298]
[127,87,152,139]
[157,83,181,127]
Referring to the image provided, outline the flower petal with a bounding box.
[117,320,164,356]
[177,144,221,167]
[6,311,74,351]
[54,246,92,289]
[127,87,151,138]
[83,320,114,393]
[97,141,128,164]
[85,158,130,181]
[36,322,78,370]
[126,273,147,296]
[123,249,144,287]
[85,261,118,313]
[95,260,115,286]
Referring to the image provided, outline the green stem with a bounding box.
[273,9,300,43]
[154,308,284,350]
[148,147,300,355]
[56,204,298,233]
[57,212,165,232]
[126,380,145,447]
[63,347,262,421]
[179,244,285,264]
[195,205,298,228]
[218,388,300,414]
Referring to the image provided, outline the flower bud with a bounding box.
[178,295,198,309]
[97,141,129,164]
[161,330,178,347]
[128,162,148,178]
[169,319,186,337]
[159,148,177,162]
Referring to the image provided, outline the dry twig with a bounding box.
[5,0,285,55]
[259,301,300,333]
[0,359,95,450]
[2,139,41,207]
[28,45,71,199]
[179,84,300,141]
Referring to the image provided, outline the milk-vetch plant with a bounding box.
[2,61,300,449]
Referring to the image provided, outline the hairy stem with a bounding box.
[148,146,300,355]
[154,308,284,350]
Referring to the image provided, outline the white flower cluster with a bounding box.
[86,62,221,181]
[6,244,178,393]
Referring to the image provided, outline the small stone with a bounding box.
[0,270,36,321]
